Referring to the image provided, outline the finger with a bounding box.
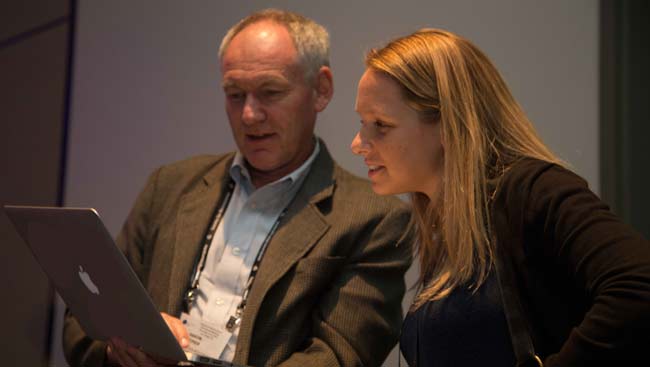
[109,337,140,367]
[170,319,190,348]
[125,345,160,367]
[150,353,182,366]
[107,338,128,366]
[160,312,190,348]
[112,336,179,367]
[106,342,120,366]
[160,313,180,341]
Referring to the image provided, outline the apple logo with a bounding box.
[78,265,100,295]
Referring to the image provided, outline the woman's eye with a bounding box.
[374,120,391,129]
[359,120,391,134]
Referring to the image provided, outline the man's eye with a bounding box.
[263,89,283,98]
[226,92,245,101]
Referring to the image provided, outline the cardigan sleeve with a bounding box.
[522,163,650,366]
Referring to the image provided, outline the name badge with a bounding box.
[180,312,232,361]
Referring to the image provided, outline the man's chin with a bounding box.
[243,156,286,177]
[245,157,280,172]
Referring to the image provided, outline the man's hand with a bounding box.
[104,312,190,366]
[106,337,165,366]
[160,312,190,349]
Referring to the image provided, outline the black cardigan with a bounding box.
[491,158,650,366]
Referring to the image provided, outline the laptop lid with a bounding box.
[3,205,187,362]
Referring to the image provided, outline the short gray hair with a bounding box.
[218,9,330,82]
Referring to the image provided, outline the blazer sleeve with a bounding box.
[62,168,161,367]
[523,164,650,366]
[277,205,414,367]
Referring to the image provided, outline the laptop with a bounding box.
[3,205,188,362]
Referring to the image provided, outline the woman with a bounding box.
[351,29,650,366]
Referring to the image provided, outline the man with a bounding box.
[63,9,412,367]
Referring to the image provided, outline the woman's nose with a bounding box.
[350,131,369,156]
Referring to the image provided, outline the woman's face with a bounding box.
[351,69,444,199]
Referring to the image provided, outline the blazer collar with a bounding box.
[168,153,235,315]
[234,140,337,362]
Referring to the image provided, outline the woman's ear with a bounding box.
[313,66,334,112]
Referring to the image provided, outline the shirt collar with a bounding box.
[229,137,320,193]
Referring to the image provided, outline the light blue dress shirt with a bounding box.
[188,139,320,361]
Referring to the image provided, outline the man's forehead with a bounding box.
[221,69,292,88]
[222,21,298,65]
[220,21,305,87]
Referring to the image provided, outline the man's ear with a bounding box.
[313,66,334,112]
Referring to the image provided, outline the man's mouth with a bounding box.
[246,133,275,141]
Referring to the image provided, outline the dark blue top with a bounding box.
[400,271,516,366]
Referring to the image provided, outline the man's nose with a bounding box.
[242,95,265,125]
[350,131,369,156]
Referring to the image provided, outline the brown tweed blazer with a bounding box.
[63,143,413,367]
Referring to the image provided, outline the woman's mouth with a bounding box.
[367,165,385,178]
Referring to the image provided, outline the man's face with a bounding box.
[221,21,323,185]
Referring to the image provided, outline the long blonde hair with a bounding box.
[366,29,563,308]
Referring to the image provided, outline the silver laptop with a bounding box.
[3,205,188,362]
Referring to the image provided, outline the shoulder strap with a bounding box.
[490,159,545,366]
[493,235,543,367]
[490,177,543,367]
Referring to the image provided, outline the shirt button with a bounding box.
[215,298,224,306]
[232,247,241,256]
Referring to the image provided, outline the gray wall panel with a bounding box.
[0,0,69,42]
[0,20,69,367]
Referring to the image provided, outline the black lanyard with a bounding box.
[225,209,285,332]
[183,179,287,332]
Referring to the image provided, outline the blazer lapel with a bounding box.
[234,142,336,363]
[167,155,234,315]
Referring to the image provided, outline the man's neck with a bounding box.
[248,166,287,188]
[247,139,316,189]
